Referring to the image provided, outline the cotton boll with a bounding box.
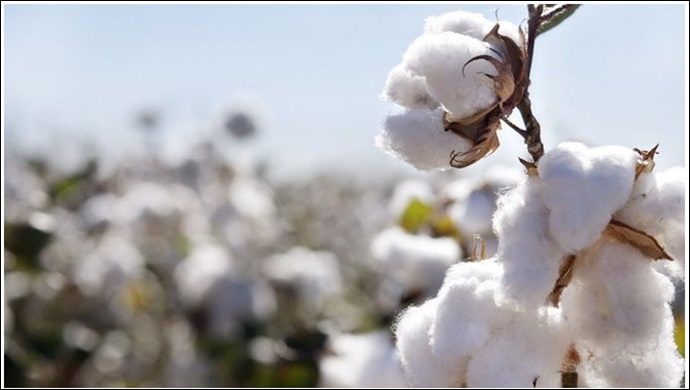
[492,179,565,308]
[371,227,460,298]
[388,179,435,218]
[448,188,495,234]
[263,247,342,311]
[615,166,686,279]
[395,299,461,387]
[561,243,674,347]
[376,108,472,171]
[174,243,235,307]
[465,307,568,388]
[588,331,684,388]
[538,142,638,253]
[424,11,524,50]
[403,32,500,119]
[560,242,683,387]
[229,177,276,222]
[319,331,407,388]
[383,64,439,110]
[74,233,145,297]
[431,259,503,370]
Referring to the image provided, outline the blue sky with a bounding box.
[4,4,687,178]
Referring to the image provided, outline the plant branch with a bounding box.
[513,4,546,164]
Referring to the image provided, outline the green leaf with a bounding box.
[398,198,433,233]
[537,4,580,36]
[675,316,685,357]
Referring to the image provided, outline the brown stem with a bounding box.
[512,4,545,164]
[517,94,544,163]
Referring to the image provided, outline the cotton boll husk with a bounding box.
[395,299,461,387]
[371,227,460,297]
[538,142,638,253]
[492,178,565,308]
[615,166,686,279]
[319,331,407,388]
[376,108,472,171]
[388,179,435,218]
[430,259,504,369]
[382,64,439,110]
[465,307,568,388]
[403,32,500,119]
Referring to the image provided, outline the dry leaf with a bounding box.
[448,119,501,168]
[604,219,673,260]
[518,157,539,176]
[547,254,577,306]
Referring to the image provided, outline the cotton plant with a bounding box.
[379,6,685,388]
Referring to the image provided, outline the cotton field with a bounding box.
[3,3,687,388]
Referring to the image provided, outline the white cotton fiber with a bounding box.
[538,142,638,253]
[371,227,460,296]
[383,64,439,110]
[394,299,460,387]
[174,243,235,307]
[263,246,342,311]
[448,188,495,235]
[402,32,500,120]
[424,11,524,49]
[464,307,568,388]
[319,331,407,388]
[376,108,472,171]
[430,260,503,369]
[615,166,686,279]
[559,241,683,387]
[492,178,565,308]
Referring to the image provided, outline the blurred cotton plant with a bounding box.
[378,5,686,388]
[6,101,398,387]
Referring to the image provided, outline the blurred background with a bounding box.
[3,4,686,387]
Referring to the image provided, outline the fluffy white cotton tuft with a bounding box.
[372,227,460,297]
[174,243,235,307]
[395,299,460,387]
[431,260,503,369]
[492,178,565,308]
[319,331,407,388]
[382,64,439,110]
[615,166,686,279]
[560,242,683,387]
[403,32,499,119]
[74,233,145,296]
[538,142,638,253]
[263,247,342,310]
[424,11,523,48]
[376,108,472,171]
[464,306,567,388]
